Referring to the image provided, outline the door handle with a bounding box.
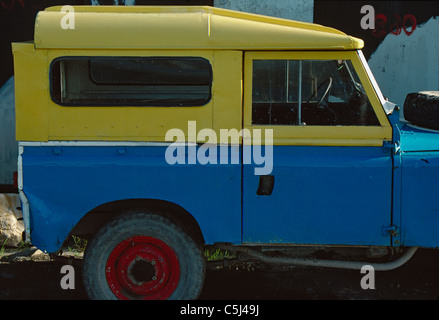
[257,175,274,195]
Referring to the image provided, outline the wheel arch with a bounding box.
[67,198,205,247]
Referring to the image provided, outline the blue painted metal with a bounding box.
[21,114,439,252]
[387,107,403,247]
[399,124,439,152]
[397,122,439,247]
[243,145,393,246]
[382,107,439,248]
[21,145,242,253]
[400,151,439,247]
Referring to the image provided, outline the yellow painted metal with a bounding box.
[34,6,363,51]
[13,48,242,142]
[46,50,214,142]
[212,51,243,140]
[13,6,383,144]
[12,43,49,142]
[243,51,392,146]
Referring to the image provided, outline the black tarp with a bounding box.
[0,0,213,88]
[314,0,439,60]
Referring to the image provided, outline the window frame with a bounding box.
[49,56,213,107]
[244,51,392,146]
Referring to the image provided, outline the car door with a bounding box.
[242,51,394,246]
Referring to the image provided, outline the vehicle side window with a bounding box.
[252,59,380,126]
[50,57,212,107]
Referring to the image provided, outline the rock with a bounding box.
[0,194,24,248]
[30,249,51,262]
[1,246,50,262]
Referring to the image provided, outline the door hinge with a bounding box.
[382,141,400,154]
[382,225,398,237]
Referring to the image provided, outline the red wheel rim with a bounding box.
[106,236,180,300]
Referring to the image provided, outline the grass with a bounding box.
[0,239,7,259]
[16,240,33,251]
[64,235,88,256]
[204,248,235,262]
[61,236,234,262]
[0,239,35,260]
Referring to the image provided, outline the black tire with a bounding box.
[404,91,439,130]
[83,211,205,300]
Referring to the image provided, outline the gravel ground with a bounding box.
[0,247,439,300]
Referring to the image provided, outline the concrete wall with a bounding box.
[368,16,439,109]
[314,1,439,111]
[214,0,314,22]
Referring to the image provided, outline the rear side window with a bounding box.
[50,57,212,107]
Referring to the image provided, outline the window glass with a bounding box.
[252,59,380,126]
[51,57,212,106]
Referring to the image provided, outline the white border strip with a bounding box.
[19,191,31,243]
[19,141,175,147]
[17,144,24,190]
[357,50,386,105]
[17,144,31,243]
[18,141,243,147]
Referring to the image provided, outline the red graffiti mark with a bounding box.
[389,14,402,35]
[1,0,25,10]
[403,14,417,36]
[371,13,387,38]
[372,13,417,38]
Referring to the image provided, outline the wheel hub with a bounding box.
[128,257,156,284]
[106,236,180,300]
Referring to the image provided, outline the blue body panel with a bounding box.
[21,121,439,252]
[22,143,395,252]
[400,152,439,247]
[399,124,439,152]
[22,145,242,253]
[397,123,439,248]
[243,146,393,245]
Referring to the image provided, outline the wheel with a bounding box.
[83,211,205,300]
[404,91,439,130]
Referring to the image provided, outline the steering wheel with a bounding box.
[307,77,333,109]
[306,77,338,124]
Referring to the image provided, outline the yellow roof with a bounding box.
[32,6,363,50]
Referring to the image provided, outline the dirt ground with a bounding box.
[0,247,439,300]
